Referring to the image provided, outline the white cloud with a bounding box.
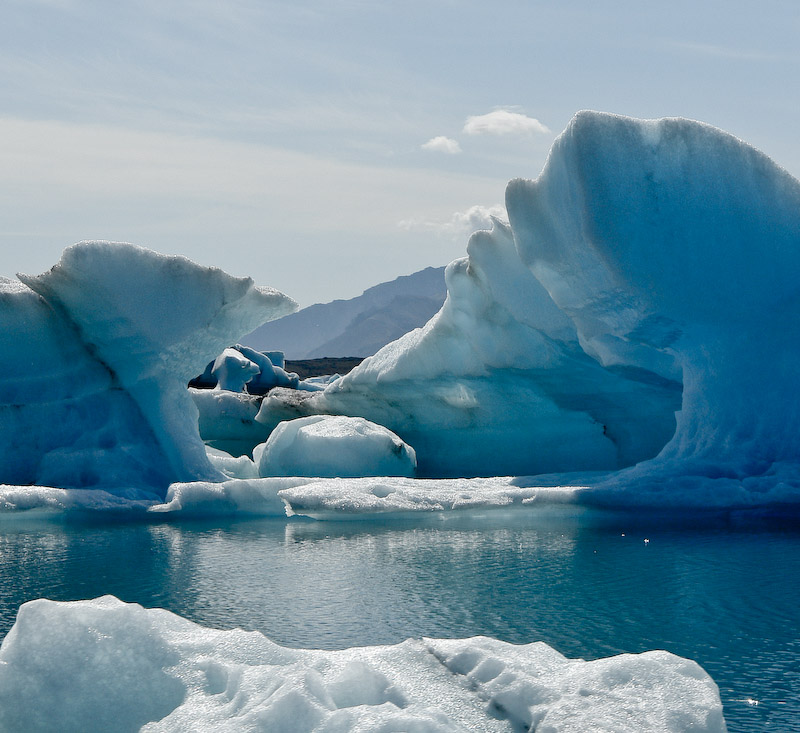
[398,204,508,237]
[421,135,462,154]
[669,40,792,63]
[463,109,550,136]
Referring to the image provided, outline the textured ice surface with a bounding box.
[259,111,800,504]
[259,218,681,478]
[0,242,295,497]
[505,112,800,499]
[147,475,583,517]
[254,415,417,478]
[0,596,726,732]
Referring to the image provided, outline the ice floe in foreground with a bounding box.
[0,596,726,732]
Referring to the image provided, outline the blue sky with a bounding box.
[1,0,798,305]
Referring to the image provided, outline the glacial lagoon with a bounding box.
[0,510,797,731]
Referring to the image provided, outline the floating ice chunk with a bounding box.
[150,476,306,515]
[0,484,158,512]
[211,347,260,392]
[275,476,581,518]
[232,344,299,393]
[254,415,417,478]
[146,475,576,516]
[0,596,727,732]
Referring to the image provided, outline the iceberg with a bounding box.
[3,111,799,512]
[0,595,726,732]
[256,111,800,505]
[210,347,260,392]
[0,242,296,498]
[507,112,800,499]
[254,415,417,478]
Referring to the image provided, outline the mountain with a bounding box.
[241,266,447,359]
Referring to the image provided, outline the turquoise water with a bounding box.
[0,510,797,731]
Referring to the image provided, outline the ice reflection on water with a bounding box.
[0,510,798,732]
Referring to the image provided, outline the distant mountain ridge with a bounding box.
[241,266,447,359]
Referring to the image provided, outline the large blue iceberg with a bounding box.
[255,111,800,506]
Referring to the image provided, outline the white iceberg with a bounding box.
[0,596,726,732]
[0,242,296,498]
[254,415,417,478]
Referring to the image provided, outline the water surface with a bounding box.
[0,510,797,731]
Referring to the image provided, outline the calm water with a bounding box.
[0,510,797,731]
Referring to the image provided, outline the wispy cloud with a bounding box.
[421,135,462,154]
[669,40,795,64]
[398,204,507,237]
[464,109,550,136]
[0,116,506,303]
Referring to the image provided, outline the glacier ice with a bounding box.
[211,347,260,392]
[505,112,800,497]
[257,111,800,504]
[3,111,800,512]
[254,415,417,478]
[0,595,727,732]
[232,344,301,393]
[190,388,271,458]
[0,241,296,497]
[259,205,680,478]
[148,475,577,517]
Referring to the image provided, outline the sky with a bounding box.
[1,0,798,306]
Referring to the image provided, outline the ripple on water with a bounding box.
[0,513,797,732]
